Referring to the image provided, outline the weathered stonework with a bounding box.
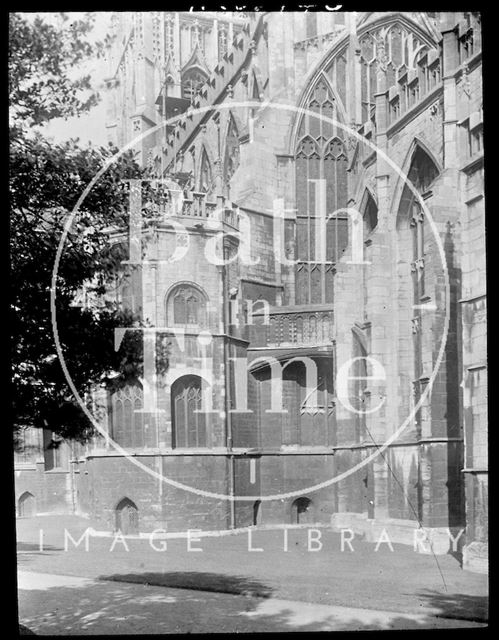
[15,11,486,572]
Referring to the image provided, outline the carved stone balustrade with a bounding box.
[249,305,334,349]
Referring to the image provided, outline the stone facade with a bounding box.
[15,11,486,572]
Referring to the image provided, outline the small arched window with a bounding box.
[167,284,207,327]
[358,23,436,122]
[363,192,378,235]
[253,500,261,526]
[165,75,175,97]
[408,146,439,194]
[291,497,313,524]
[199,147,212,194]
[397,145,440,310]
[18,491,35,518]
[224,113,240,187]
[251,72,261,101]
[250,72,262,120]
[115,497,139,535]
[182,67,208,104]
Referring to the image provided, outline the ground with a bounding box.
[17,515,488,633]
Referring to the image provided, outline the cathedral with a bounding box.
[14,11,487,573]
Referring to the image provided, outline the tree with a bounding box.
[10,13,164,443]
[9,12,106,134]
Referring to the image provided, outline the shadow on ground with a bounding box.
[17,542,62,552]
[99,572,488,621]
[99,572,488,625]
[416,589,488,622]
[100,571,273,598]
[18,575,488,634]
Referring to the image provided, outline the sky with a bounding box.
[36,12,113,146]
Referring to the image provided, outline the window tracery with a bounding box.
[112,385,154,449]
[182,68,208,104]
[171,375,207,448]
[358,23,433,122]
[295,77,348,305]
[397,146,440,436]
[167,284,207,327]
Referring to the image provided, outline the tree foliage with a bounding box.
[10,13,163,442]
[9,12,109,133]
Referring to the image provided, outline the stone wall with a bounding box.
[15,12,485,570]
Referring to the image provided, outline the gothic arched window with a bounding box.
[112,385,153,449]
[167,284,207,327]
[165,74,175,97]
[251,72,261,102]
[18,491,35,518]
[199,147,212,194]
[43,430,66,470]
[224,113,240,187]
[115,497,139,535]
[407,146,440,194]
[295,77,348,305]
[291,496,313,524]
[359,33,377,122]
[250,72,262,120]
[396,145,439,435]
[253,500,261,525]
[123,396,133,447]
[401,147,440,314]
[171,375,207,448]
[358,24,432,122]
[182,67,208,104]
[363,192,378,235]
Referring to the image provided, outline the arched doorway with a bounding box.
[115,498,139,535]
[291,497,314,524]
[18,492,35,518]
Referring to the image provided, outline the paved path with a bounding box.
[16,515,488,623]
[18,571,486,634]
